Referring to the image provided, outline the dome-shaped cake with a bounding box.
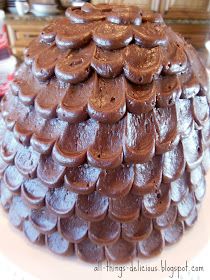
[0,3,210,263]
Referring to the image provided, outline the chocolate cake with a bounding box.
[0,3,210,263]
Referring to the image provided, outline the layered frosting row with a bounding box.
[0,2,210,263]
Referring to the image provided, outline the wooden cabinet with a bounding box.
[93,0,210,18]
[92,0,160,10]
[6,16,53,59]
[166,23,210,49]
[160,0,210,19]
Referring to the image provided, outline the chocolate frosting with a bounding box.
[0,2,210,263]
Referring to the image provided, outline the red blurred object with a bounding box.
[0,18,10,58]
[0,10,16,98]
[0,74,14,97]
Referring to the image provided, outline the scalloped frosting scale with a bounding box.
[0,2,210,264]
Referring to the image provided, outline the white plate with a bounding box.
[31,4,58,13]
[1,173,210,280]
[71,1,86,7]
[31,8,60,17]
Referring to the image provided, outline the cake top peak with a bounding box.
[9,3,208,129]
[65,3,164,25]
[24,3,170,86]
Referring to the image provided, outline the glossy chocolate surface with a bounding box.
[0,3,210,263]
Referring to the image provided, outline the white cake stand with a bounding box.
[1,173,210,280]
